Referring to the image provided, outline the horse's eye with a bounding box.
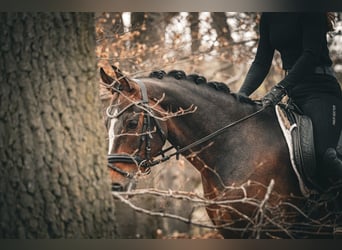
[127,120,138,130]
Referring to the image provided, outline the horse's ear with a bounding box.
[100,67,133,93]
[100,67,115,85]
[111,65,133,91]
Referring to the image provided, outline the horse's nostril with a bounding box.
[112,183,124,192]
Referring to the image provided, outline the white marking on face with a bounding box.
[108,109,119,154]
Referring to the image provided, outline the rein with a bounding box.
[166,107,265,157]
[107,78,266,178]
[140,105,266,168]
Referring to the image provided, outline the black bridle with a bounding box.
[107,78,266,178]
[107,79,167,177]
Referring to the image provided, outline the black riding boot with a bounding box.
[322,148,342,188]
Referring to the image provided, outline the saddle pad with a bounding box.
[275,105,318,197]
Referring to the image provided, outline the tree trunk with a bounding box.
[211,12,233,45]
[188,12,200,53]
[131,12,178,44]
[131,12,145,29]
[0,12,116,238]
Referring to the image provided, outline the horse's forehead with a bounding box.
[110,90,140,104]
[107,93,140,120]
[108,95,128,111]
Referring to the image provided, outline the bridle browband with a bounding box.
[107,78,266,178]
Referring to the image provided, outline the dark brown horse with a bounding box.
[100,66,341,238]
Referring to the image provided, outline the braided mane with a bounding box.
[149,70,231,94]
[148,69,256,105]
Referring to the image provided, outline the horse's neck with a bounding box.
[146,77,256,168]
[162,90,254,148]
[143,78,296,202]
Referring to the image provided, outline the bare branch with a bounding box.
[112,181,342,237]
[254,179,275,239]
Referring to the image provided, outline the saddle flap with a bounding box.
[290,110,316,179]
[275,104,318,196]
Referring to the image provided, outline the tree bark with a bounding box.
[0,12,116,238]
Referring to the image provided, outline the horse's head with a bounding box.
[100,66,168,192]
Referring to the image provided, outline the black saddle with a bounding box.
[276,103,318,195]
[277,103,342,194]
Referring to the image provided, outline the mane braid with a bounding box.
[149,69,231,95]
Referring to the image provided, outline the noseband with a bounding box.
[107,79,167,177]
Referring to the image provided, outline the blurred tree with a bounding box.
[188,12,200,52]
[211,12,233,45]
[0,13,116,238]
[131,12,144,32]
[131,12,170,44]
